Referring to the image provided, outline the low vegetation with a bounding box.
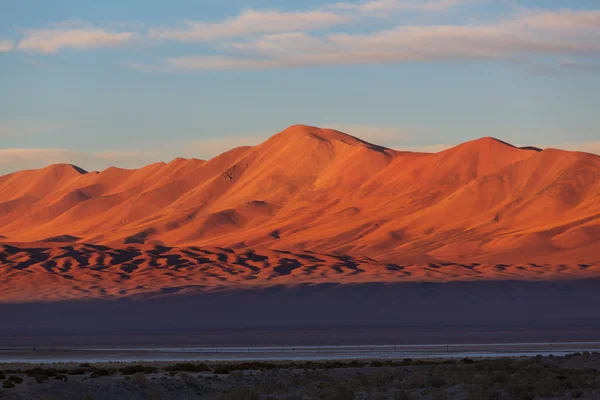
[2,380,15,389]
[1,353,599,398]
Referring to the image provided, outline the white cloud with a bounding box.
[148,9,351,42]
[0,39,13,52]
[146,1,470,44]
[18,21,135,54]
[158,9,600,71]
[328,0,469,14]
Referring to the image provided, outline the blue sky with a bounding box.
[1,0,599,174]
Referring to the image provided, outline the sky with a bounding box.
[1,0,600,174]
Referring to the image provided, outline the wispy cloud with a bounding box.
[0,39,13,52]
[156,9,600,71]
[148,9,351,42]
[147,0,470,44]
[18,20,136,54]
[327,0,470,14]
[560,59,600,74]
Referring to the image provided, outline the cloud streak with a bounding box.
[158,9,600,71]
[18,21,135,54]
[149,9,351,42]
[0,39,13,52]
[328,0,470,13]
[147,0,470,43]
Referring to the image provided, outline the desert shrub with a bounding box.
[0,372,4,380]
[79,363,91,368]
[462,358,474,364]
[133,372,146,384]
[219,386,260,400]
[8,376,23,384]
[165,362,210,373]
[2,380,15,389]
[534,376,568,397]
[429,374,446,388]
[213,365,231,374]
[467,382,501,400]
[505,382,535,400]
[120,365,156,375]
[324,384,355,400]
[94,368,110,376]
[404,372,428,389]
[490,370,509,384]
[90,372,99,379]
[179,372,204,389]
[33,373,49,383]
[55,374,68,381]
[370,361,383,367]
[25,367,56,377]
[68,368,86,375]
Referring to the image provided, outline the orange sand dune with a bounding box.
[0,125,599,301]
[0,243,598,302]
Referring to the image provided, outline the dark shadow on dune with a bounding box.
[273,258,302,275]
[43,235,81,243]
[519,146,543,152]
[124,229,156,244]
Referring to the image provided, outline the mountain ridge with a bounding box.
[0,124,599,264]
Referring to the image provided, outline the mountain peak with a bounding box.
[467,136,516,148]
[270,124,389,153]
[41,163,88,175]
[457,137,543,153]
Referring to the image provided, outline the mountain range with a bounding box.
[1,125,599,301]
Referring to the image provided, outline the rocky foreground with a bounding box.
[2,353,600,399]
